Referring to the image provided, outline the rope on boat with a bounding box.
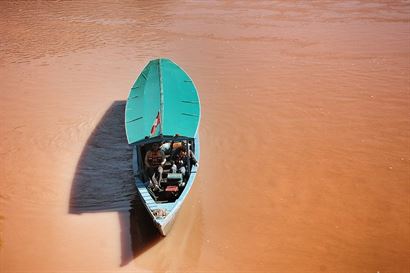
[152,208,167,218]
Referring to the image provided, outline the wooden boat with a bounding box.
[125,58,200,236]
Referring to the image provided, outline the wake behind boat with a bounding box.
[125,58,200,236]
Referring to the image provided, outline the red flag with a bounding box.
[150,111,161,135]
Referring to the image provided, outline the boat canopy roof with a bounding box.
[125,59,200,144]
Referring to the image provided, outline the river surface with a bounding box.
[0,1,409,272]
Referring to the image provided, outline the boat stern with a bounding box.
[152,202,182,236]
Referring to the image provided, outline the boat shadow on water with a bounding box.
[69,100,162,266]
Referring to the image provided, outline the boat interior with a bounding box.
[138,138,196,203]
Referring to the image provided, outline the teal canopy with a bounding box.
[125,59,200,144]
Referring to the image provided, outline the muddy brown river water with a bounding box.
[0,1,409,272]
